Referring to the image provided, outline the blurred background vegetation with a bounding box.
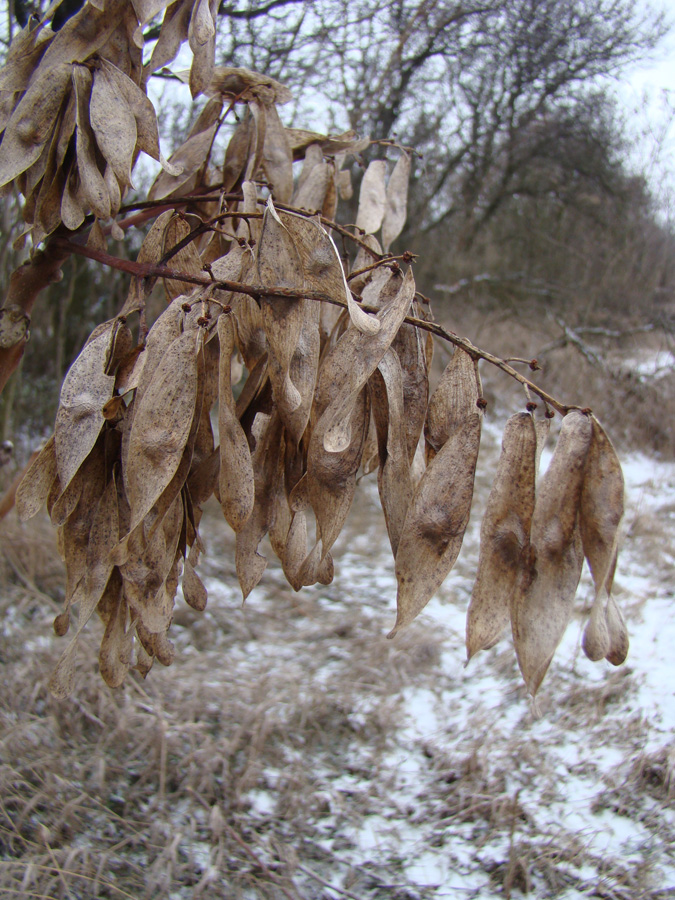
[1,0,674,454]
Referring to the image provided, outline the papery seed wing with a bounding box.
[580,416,624,597]
[278,208,380,336]
[218,313,254,531]
[89,68,137,188]
[320,268,416,454]
[294,143,322,199]
[148,122,217,200]
[0,62,72,188]
[293,161,330,212]
[49,472,118,698]
[605,594,629,665]
[392,306,429,463]
[391,387,483,636]
[356,160,387,235]
[382,152,410,252]
[100,60,167,169]
[15,436,57,521]
[99,593,132,688]
[511,409,593,696]
[258,199,305,414]
[373,349,412,557]
[303,386,370,576]
[222,112,253,192]
[235,411,284,600]
[145,0,192,77]
[262,103,293,203]
[72,65,110,219]
[121,328,199,540]
[54,324,115,495]
[534,416,551,474]
[188,0,216,97]
[162,214,203,300]
[466,412,537,662]
[183,557,208,610]
[121,208,174,315]
[425,348,479,461]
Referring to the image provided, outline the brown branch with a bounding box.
[56,239,568,411]
[51,236,573,415]
[0,448,39,521]
[0,246,70,396]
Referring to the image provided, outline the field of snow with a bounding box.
[1,413,674,899]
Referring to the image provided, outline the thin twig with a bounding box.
[48,237,573,415]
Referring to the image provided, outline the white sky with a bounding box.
[614,3,675,215]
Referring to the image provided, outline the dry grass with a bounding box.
[445,309,675,456]
[2,340,675,898]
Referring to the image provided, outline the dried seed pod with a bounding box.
[580,415,624,597]
[115,327,199,558]
[466,412,537,662]
[49,471,119,698]
[391,301,429,463]
[262,102,293,203]
[236,410,284,600]
[72,65,110,220]
[318,268,416,455]
[218,313,255,531]
[425,348,479,462]
[162,213,204,301]
[89,66,137,188]
[257,199,305,415]
[371,349,412,557]
[294,160,331,212]
[279,207,380,336]
[382,152,411,252]
[511,409,593,696]
[356,160,387,235]
[15,435,57,521]
[99,593,132,689]
[53,322,115,496]
[302,385,370,580]
[183,557,208,611]
[582,593,611,662]
[390,362,483,637]
[0,62,72,188]
[605,594,629,665]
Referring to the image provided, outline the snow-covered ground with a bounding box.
[2,415,674,899]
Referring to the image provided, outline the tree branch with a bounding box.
[0,246,70,396]
[50,236,572,415]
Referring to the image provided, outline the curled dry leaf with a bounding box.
[466,412,537,662]
[511,409,593,697]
